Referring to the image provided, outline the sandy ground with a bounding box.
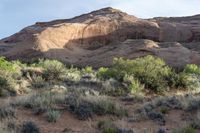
[10,103,200,133]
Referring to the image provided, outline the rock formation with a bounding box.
[0,7,200,68]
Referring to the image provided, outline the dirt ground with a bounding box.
[9,100,200,133]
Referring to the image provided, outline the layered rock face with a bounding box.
[0,7,200,68]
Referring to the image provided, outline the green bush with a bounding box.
[123,75,144,94]
[46,110,60,123]
[112,56,173,92]
[97,67,119,80]
[0,58,25,97]
[178,73,200,90]
[0,74,17,97]
[82,66,93,74]
[0,57,16,72]
[41,60,66,80]
[0,58,22,77]
[177,64,200,90]
[184,64,200,75]
[65,67,81,81]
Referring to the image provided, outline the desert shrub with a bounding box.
[116,128,134,133]
[97,120,113,129]
[135,96,183,122]
[20,121,40,133]
[0,57,22,79]
[81,66,96,81]
[123,75,144,94]
[0,76,8,96]
[98,120,133,133]
[82,66,93,74]
[97,67,119,80]
[190,119,200,129]
[102,128,116,133]
[92,98,127,117]
[46,110,60,123]
[22,67,43,79]
[177,64,200,90]
[66,95,94,120]
[74,102,93,120]
[165,70,180,88]
[65,67,81,81]
[157,128,166,133]
[101,79,126,96]
[22,92,55,110]
[0,106,15,120]
[111,56,174,92]
[11,60,27,68]
[41,60,66,80]
[0,58,24,97]
[0,74,17,97]
[0,57,16,72]
[160,107,169,114]
[147,111,165,125]
[121,94,145,103]
[14,92,66,113]
[185,97,200,111]
[7,121,17,131]
[184,64,200,75]
[173,126,195,133]
[178,73,200,90]
[66,95,127,120]
[31,74,46,89]
[50,85,68,94]
[155,96,183,109]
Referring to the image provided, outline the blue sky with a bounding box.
[0,0,200,39]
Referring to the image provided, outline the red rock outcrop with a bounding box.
[0,7,200,68]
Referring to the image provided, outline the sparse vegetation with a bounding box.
[66,94,127,120]
[160,107,169,114]
[46,109,60,123]
[0,106,15,120]
[173,126,195,133]
[20,121,40,133]
[1,56,200,132]
[41,59,66,80]
[1,56,200,97]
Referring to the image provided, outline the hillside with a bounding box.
[0,7,200,68]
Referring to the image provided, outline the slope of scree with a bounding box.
[0,7,200,68]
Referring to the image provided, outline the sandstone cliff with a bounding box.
[0,7,200,68]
